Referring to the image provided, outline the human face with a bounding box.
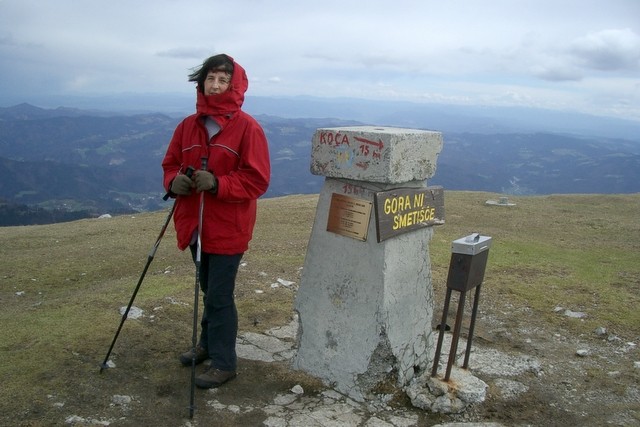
[204,71,231,95]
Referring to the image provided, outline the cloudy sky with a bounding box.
[1,0,639,121]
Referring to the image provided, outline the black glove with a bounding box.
[194,170,217,193]
[170,174,194,195]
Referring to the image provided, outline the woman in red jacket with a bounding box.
[162,54,270,388]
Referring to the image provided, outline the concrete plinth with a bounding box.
[293,126,443,401]
[310,126,443,183]
[293,179,436,400]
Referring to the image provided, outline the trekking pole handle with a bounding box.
[200,157,208,171]
[162,166,195,201]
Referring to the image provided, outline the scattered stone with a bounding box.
[65,415,111,425]
[364,416,394,427]
[291,385,304,395]
[15,291,25,296]
[255,289,265,294]
[263,416,287,427]
[634,361,640,369]
[406,367,488,414]
[240,332,293,354]
[432,423,505,427]
[164,296,187,306]
[466,346,542,377]
[594,326,607,336]
[266,315,299,340]
[206,400,227,411]
[276,278,295,287]
[564,309,587,319]
[98,214,112,219]
[485,197,516,207]
[236,331,296,363]
[119,306,143,319]
[111,395,132,406]
[273,393,298,406]
[494,378,529,400]
[576,349,590,357]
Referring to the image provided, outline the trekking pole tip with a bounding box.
[99,361,111,373]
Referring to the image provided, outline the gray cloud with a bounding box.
[0,0,639,121]
[533,66,584,82]
[569,28,640,72]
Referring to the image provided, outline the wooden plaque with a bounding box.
[374,186,445,242]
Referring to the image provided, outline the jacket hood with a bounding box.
[196,56,248,120]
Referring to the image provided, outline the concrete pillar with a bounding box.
[293,126,443,401]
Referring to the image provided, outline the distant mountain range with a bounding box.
[1,101,639,225]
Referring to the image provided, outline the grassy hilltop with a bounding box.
[0,191,638,425]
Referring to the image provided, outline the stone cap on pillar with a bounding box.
[310,126,443,184]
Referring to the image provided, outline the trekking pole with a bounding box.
[189,157,208,419]
[100,167,194,373]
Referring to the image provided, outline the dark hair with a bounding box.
[188,54,234,92]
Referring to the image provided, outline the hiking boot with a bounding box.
[178,345,209,367]
[195,366,237,389]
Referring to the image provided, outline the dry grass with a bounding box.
[428,192,640,337]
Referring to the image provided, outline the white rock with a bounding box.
[494,378,529,400]
[576,349,590,357]
[564,309,587,319]
[273,393,298,405]
[111,395,132,405]
[119,306,143,319]
[291,385,304,395]
[276,278,295,287]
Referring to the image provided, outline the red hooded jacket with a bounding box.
[162,57,270,254]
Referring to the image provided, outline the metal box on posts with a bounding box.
[432,233,492,381]
[447,234,492,291]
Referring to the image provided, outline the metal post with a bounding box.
[445,290,467,381]
[431,288,453,377]
[463,284,482,369]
